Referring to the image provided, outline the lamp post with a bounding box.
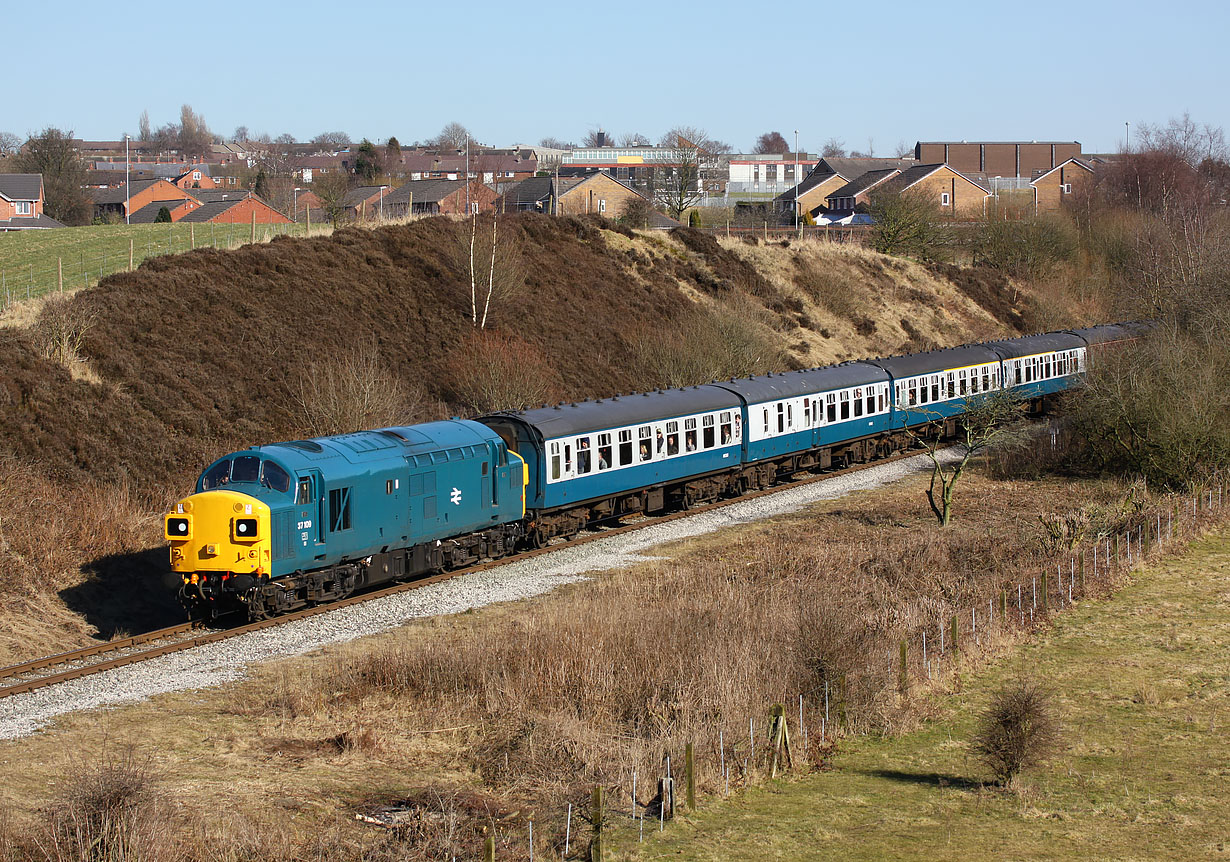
[379,185,387,220]
[465,137,470,214]
[293,187,301,222]
[1124,121,1130,152]
[793,129,799,234]
[125,135,131,224]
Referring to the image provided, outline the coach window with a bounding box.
[640,426,653,461]
[878,387,886,412]
[826,394,836,423]
[702,415,715,448]
[577,437,592,474]
[720,412,733,443]
[597,433,612,470]
[970,371,979,394]
[685,418,697,452]
[958,370,967,396]
[550,443,562,481]
[985,367,993,390]
[618,430,633,466]
[853,388,864,418]
[947,373,956,399]
[666,421,679,456]
[777,403,785,433]
[840,391,851,420]
[803,399,812,427]
[907,382,917,406]
[564,442,573,475]
[931,376,940,402]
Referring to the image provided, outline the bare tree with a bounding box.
[538,136,572,150]
[311,131,351,151]
[1135,111,1227,164]
[452,213,526,329]
[753,131,790,155]
[151,123,177,157]
[448,330,560,414]
[432,122,471,150]
[821,137,846,158]
[233,125,250,142]
[583,128,613,147]
[912,391,1026,526]
[0,131,20,156]
[137,110,151,142]
[653,126,729,220]
[178,104,212,158]
[16,127,92,224]
[312,169,354,227]
[867,188,954,261]
[893,139,913,158]
[288,344,423,436]
[619,132,650,146]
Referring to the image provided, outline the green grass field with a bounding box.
[0,220,324,304]
[616,530,1230,861]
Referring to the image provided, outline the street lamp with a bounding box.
[1124,121,1130,152]
[794,129,799,234]
[293,187,301,221]
[379,185,387,220]
[125,134,131,225]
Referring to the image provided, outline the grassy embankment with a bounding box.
[619,527,1229,861]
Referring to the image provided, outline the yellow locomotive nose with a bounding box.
[166,490,272,576]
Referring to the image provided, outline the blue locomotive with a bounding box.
[167,323,1146,619]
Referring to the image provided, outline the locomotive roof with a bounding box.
[867,343,1002,378]
[982,331,1087,358]
[487,386,741,440]
[712,361,888,403]
[257,420,499,466]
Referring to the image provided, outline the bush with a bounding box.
[688,209,701,227]
[867,190,953,262]
[972,679,1060,786]
[287,344,425,436]
[967,214,1078,278]
[618,196,652,229]
[447,329,562,414]
[153,206,172,224]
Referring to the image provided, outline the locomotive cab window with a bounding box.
[203,459,231,489]
[295,477,313,505]
[232,455,260,483]
[261,460,291,493]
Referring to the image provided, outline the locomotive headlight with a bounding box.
[233,517,259,541]
[165,516,192,541]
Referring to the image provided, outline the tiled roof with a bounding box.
[0,173,43,202]
[343,186,388,207]
[177,200,246,223]
[128,199,195,224]
[500,176,553,205]
[91,179,174,205]
[827,169,901,200]
[0,213,65,230]
[191,190,250,203]
[382,180,464,205]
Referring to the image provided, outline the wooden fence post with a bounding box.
[484,832,495,862]
[768,704,792,778]
[1079,550,1086,594]
[58,258,63,293]
[999,588,1008,621]
[898,639,909,695]
[1041,571,1049,611]
[686,742,696,810]
[250,209,256,244]
[190,223,195,249]
[590,786,604,862]
[949,614,959,656]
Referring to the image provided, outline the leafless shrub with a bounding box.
[32,748,185,862]
[30,295,96,369]
[1036,509,1091,554]
[288,344,423,436]
[446,330,561,415]
[972,678,1060,787]
[628,300,785,389]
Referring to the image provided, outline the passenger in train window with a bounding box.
[577,439,591,474]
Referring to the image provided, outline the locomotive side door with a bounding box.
[294,471,324,557]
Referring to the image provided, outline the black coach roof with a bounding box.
[867,343,1002,378]
[1067,321,1153,345]
[713,361,888,403]
[489,385,741,439]
[983,331,1086,358]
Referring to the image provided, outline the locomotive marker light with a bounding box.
[165,516,192,540]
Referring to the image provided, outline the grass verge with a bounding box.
[617,527,1230,860]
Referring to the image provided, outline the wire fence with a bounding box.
[0,220,322,311]
[429,478,1227,860]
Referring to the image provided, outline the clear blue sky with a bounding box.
[6,0,1226,155]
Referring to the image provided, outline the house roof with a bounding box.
[128,199,196,224]
[827,169,901,200]
[91,179,180,205]
[915,140,1082,147]
[876,163,992,196]
[343,186,389,207]
[501,176,554,206]
[191,189,251,203]
[0,214,65,230]
[383,180,464,205]
[1030,157,1095,185]
[177,200,251,222]
[559,170,646,200]
[0,174,43,202]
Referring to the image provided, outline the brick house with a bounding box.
[343,186,393,220]
[914,141,1082,178]
[178,195,290,225]
[172,167,218,190]
[825,169,904,212]
[556,171,647,217]
[127,198,203,223]
[496,177,554,212]
[1030,158,1095,213]
[92,179,195,221]
[776,157,915,220]
[381,180,499,217]
[0,173,65,230]
[875,164,991,218]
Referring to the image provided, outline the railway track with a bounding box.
[0,448,931,702]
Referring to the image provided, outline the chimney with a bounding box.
[596,130,606,147]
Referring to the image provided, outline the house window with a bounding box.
[15,201,31,215]
[941,192,950,206]
[598,199,606,213]
[1062,183,1072,194]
